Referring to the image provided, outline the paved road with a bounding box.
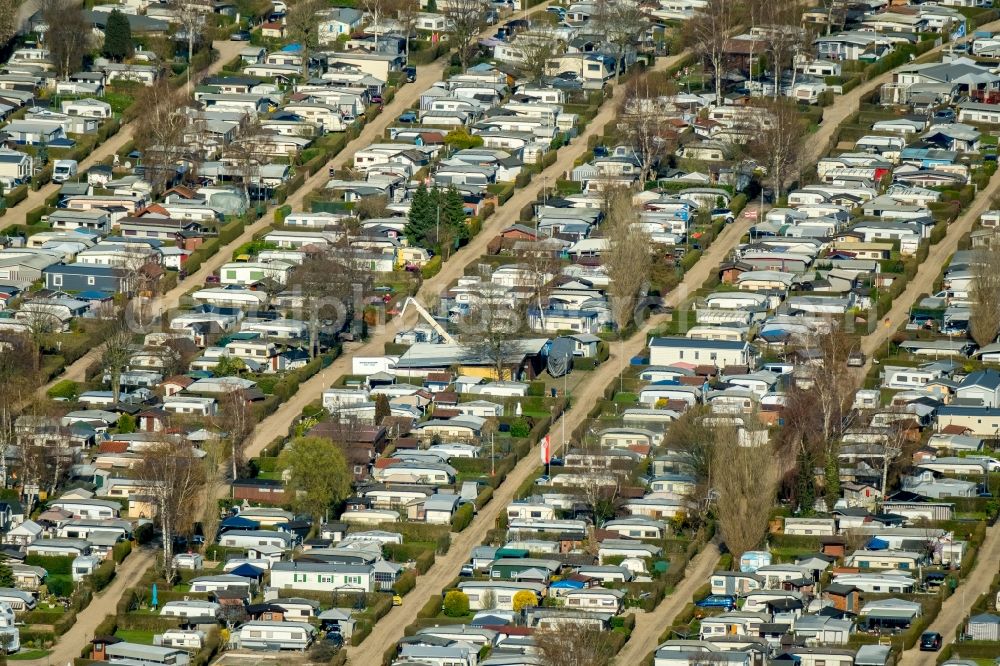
[3,40,246,234]
[14,548,154,666]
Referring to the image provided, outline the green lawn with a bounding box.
[9,650,51,660]
[115,629,156,645]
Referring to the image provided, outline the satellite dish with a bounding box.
[124,161,132,170]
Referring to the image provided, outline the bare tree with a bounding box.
[783,329,857,509]
[517,244,559,333]
[820,0,848,35]
[0,334,38,489]
[441,0,488,71]
[227,114,269,204]
[741,98,807,202]
[287,242,370,358]
[603,188,652,337]
[135,438,206,583]
[43,0,90,80]
[391,0,421,60]
[713,418,777,564]
[689,0,737,106]
[592,0,648,81]
[515,27,564,84]
[359,0,390,48]
[534,622,615,666]
[286,0,326,78]
[218,389,254,480]
[170,0,211,88]
[971,235,1000,346]
[619,74,678,184]
[762,4,807,98]
[131,80,189,196]
[0,0,17,45]
[101,318,134,404]
[459,283,523,381]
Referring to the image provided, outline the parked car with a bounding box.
[932,108,955,123]
[371,94,383,104]
[695,595,736,611]
[847,350,865,367]
[919,631,942,651]
[710,208,735,224]
[231,30,251,41]
[399,111,418,123]
[460,564,474,577]
[403,66,416,82]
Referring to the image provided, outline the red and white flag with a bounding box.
[540,435,551,465]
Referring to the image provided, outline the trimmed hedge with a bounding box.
[417,594,442,619]
[26,554,73,575]
[113,540,132,563]
[395,570,416,596]
[4,184,28,208]
[450,503,474,532]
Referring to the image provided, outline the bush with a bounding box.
[415,549,435,574]
[442,590,469,617]
[450,503,474,532]
[113,540,132,564]
[135,523,154,544]
[509,419,531,438]
[474,486,493,510]
[46,379,78,400]
[421,255,442,279]
[512,590,538,612]
[4,185,28,208]
[26,555,73,575]
[46,575,74,597]
[26,205,48,225]
[395,570,416,596]
[91,560,116,591]
[418,595,442,618]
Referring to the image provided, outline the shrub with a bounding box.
[418,594,443,618]
[91,560,116,591]
[509,419,531,438]
[442,590,469,617]
[4,185,28,208]
[113,540,132,564]
[415,549,435,574]
[135,523,154,544]
[450,503,474,532]
[395,570,416,596]
[274,205,292,224]
[26,555,73,575]
[512,590,537,612]
[474,486,493,510]
[421,255,442,279]
[46,380,78,400]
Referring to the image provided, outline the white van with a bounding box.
[52,159,78,183]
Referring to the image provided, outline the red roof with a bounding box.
[373,458,399,469]
[99,441,129,454]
